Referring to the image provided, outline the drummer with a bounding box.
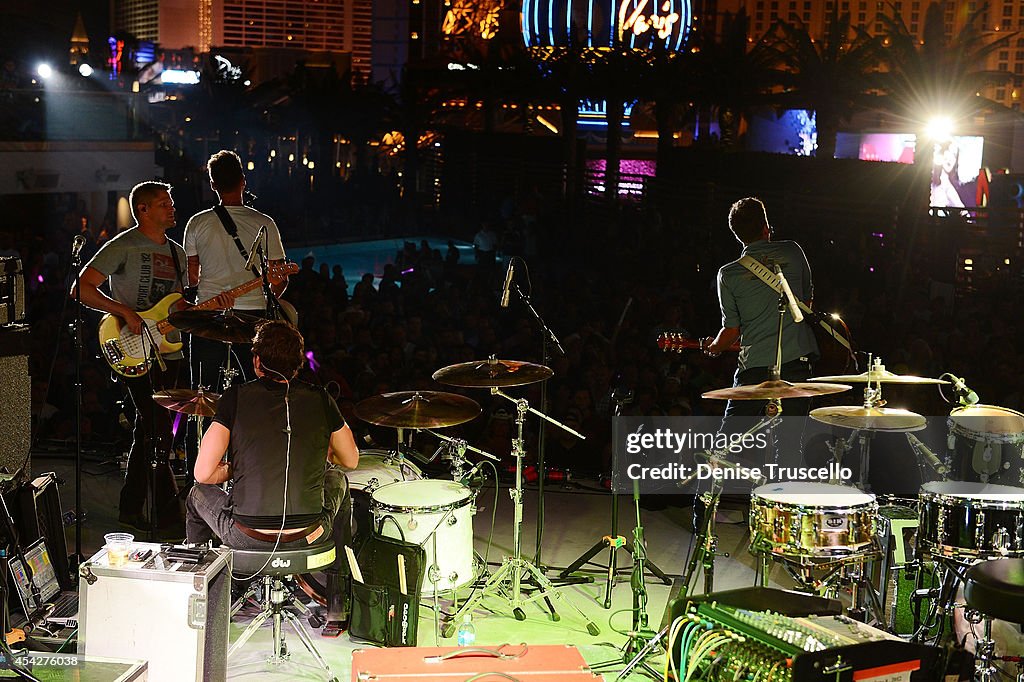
[187,320,359,622]
[184,149,289,390]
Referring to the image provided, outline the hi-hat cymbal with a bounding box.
[168,309,264,344]
[809,369,949,385]
[432,358,554,387]
[810,405,927,432]
[153,388,221,417]
[355,391,481,429]
[702,380,851,401]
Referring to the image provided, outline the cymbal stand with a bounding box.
[392,428,421,481]
[442,387,599,637]
[423,429,498,482]
[219,342,240,391]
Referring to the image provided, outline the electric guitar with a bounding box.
[98,262,298,377]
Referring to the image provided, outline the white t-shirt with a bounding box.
[184,206,286,310]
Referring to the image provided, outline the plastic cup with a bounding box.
[104,532,134,567]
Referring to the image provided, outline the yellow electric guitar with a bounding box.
[98,261,298,376]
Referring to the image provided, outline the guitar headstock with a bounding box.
[657,332,700,353]
[267,261,300,285]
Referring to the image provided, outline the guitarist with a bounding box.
[184,149,289,391]
[700,197,819,418]
[74,181,211,536]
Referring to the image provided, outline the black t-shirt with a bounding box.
[214,377,345,527]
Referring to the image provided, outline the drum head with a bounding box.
[753,481,875,506]
[921,480,1024,500]
[949,405,1024,439]
[371,479,472,508]
[347,450,423,491]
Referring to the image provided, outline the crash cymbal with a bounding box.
[168,309,264,344]
[355,391,481,429]
[810,405,927,432]
[432,358,554,387]
[153,388,221,417]
[702,380,851,401]
[810,364,949,385]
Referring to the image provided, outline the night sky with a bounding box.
[1,0,110,66]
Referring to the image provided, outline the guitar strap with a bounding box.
[213,204,251,264]
[737,255,851,352]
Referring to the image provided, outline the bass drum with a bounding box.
[296,450,424,609]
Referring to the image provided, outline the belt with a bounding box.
[233,521,324,544]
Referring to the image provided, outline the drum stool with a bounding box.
[964,558,1024,682]
[228,541,339,682]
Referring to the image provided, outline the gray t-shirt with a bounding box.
[183,206,285,310]
[717,239,819,371]
[86,228,186,311]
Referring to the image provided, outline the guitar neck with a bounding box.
[154,277,267,334]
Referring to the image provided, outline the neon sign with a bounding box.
[618,0,679,42]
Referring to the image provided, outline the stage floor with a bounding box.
[39,453,797,680]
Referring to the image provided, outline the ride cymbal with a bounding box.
[702,380,851,401]
[153,388,221,417]
[810,405,927,432]
[168,309,264,344]
[432,358,554,387]
[355,391,482,429]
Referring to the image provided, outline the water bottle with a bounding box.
[456,614,476,646]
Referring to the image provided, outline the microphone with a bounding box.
[71,234,86,260]
[243,225,267,271]
[906,433,949,477]
[949,374,980,405]
[499,259,515,308]
[776,266,804,323]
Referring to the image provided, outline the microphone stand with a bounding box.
[506,280,567,574]
[254,242,282,321]
[71,245,85,569]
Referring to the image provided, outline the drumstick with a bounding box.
[397,554,408,595]
[345,545,364,583]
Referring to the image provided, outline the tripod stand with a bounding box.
[442,387,600,637]
[560,390,670,607]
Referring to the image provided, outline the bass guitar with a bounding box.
[98,261,297,377]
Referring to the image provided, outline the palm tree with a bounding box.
[876,2,1013,127]
[760,10,886,159]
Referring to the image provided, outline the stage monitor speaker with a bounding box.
[0,324,30,477]
[15,473,72,591]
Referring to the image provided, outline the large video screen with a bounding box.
[930,136,984,209]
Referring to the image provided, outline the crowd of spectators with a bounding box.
[5,179,1022,486]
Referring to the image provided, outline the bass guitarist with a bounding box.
[74,181,231,537]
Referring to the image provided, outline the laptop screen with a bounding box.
[9,539,60,614]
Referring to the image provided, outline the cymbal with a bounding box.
[153,388,221,417]
[355,391,481,429]
[810,405,927,432]
[432,358,554,387]
[168,309,264,344]
[702,380,851,401]
[809,369,949,385]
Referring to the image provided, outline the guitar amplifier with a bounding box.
[0,257,25,325]
[351,644,602,681]
[78,543,231,682]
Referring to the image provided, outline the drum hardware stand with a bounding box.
[441,387,600,637]
[769,554,886,623]
[910,557,965,645]
[219,341,241,391]
[559,390,670,606]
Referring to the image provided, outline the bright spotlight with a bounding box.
[925,116,954,140]
[36,63,53,80]
[78,63,94,77]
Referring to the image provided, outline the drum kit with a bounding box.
[693,353,1024,671]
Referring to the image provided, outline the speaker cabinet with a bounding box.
[0,324,30,476]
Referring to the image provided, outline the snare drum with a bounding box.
[370,479,476,595]
[348,450,423,538]
[750,482,878,561]
[918,480,1024,559]
[948,405,1024,482]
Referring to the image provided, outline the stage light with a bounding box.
[36,63,53,80]
[78,63,94,77]
[925,116,953,140]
